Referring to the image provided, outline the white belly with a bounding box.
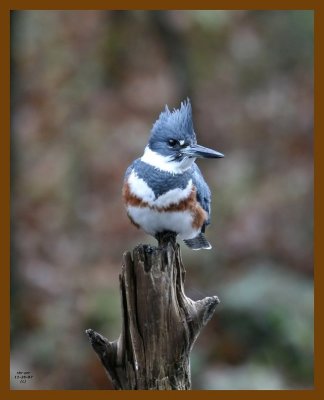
[127,206,200,240]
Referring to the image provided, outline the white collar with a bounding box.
[141,146,195,174]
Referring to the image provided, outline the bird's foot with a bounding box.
[155,231,177,248]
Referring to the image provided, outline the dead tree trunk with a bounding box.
[86,233,219,390]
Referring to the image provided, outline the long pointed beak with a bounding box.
[182,144,224,159]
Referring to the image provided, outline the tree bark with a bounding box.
[86,234,219,390]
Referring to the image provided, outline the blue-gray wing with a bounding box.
[192,163,211,229]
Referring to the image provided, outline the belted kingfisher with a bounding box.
[122,99,224,250]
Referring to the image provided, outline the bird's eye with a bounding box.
[168,139,178,147]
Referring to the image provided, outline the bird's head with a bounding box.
[141,99,224,173]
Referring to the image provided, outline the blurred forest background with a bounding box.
[10,10,313,390]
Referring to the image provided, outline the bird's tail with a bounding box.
[183,233,212,250]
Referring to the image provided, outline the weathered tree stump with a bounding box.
[86,233,219,390]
